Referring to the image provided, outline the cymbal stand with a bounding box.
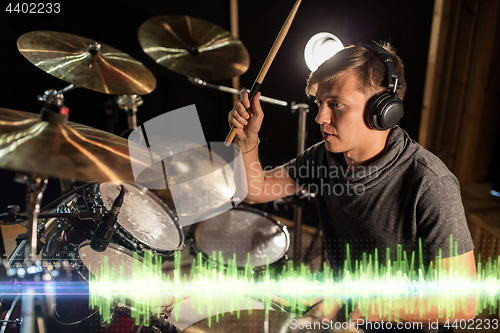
[116,95,143,129]
[14,174,48,261]
[291,102,309,264]
[37,84,76,104]
[15,93,69,333]
[188,77,288,107]
[37,85,76,195]
[13,173,48,333]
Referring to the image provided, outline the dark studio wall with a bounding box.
[0,0,434,211]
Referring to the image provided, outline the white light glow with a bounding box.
[304,33,344,72]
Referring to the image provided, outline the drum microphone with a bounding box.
[90,185,125,252]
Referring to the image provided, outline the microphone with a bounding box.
[90,185,125,252]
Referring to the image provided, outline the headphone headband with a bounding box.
[358,43,402,92]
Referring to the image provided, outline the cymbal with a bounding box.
[182,309,336,333]
[138,15,250,81]
[17,31,157,95]
[0,108,161,183]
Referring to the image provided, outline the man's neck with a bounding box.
[344,130,391,171]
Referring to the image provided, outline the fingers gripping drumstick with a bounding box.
[224,0,302,146]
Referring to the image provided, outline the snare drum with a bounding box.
[97,183,184,257]
[191,207,289,270]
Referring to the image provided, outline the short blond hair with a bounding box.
[305,42,406,101]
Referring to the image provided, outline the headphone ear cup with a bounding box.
[366,93,404,131]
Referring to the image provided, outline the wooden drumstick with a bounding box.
[224,0,302,146]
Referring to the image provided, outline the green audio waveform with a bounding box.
[88,238,495,326]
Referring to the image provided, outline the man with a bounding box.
[228,42,476,332]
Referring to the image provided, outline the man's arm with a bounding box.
[229,91,300,203]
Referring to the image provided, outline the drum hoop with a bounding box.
[96,182,185,254]
[192,206,290,269]
[76,240,145,282]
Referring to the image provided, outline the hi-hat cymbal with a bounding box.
[0,108,161,183]
[17,31,157,95]
[138,15,250,81]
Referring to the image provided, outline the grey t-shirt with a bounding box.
[284,126,474,332]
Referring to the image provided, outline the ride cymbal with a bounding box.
[138,15,250,81]
[0,108,160,183]
[17,31,157,95]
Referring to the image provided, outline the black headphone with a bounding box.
[358,43,404,131]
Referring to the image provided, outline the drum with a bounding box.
[17,182,183,262]
[50,182,183,326]
[54,240,174,327]
[97,182,184,257]
[166,296,273,331]
[191,207,290,270]
[0,298,174,333]
[5,182,183,329]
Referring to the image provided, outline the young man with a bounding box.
[228,42,476,331]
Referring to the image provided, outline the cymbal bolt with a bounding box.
[87,42,102,55]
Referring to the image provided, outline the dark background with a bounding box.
[0,0,434,211]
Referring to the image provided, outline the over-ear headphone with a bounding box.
[359,43,404,131]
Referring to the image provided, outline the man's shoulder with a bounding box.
[388,127,457,183]
[411,143,456,179]
[400,140,460,195]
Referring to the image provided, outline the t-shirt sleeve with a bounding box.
[284,142,323,187]
[416,175,474,259]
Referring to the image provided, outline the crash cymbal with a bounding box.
[17,31,157,95]
[181,309,335,333]
[138,15,250,81]
[0,108,161,183]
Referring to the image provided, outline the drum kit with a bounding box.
[0,13,320,333]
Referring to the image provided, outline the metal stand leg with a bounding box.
[293,205,303,264]
[21,174,48,261]
[291,103,309,265]
[15,174,48,333]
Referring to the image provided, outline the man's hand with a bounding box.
[292,300,362,333]
[228,90,264,151]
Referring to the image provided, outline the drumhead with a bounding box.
[194,208,289,268]
[78,241,141,279]
[99,183,182,252]
[167,297,269,331]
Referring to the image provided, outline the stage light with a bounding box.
[304,32,344,72]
